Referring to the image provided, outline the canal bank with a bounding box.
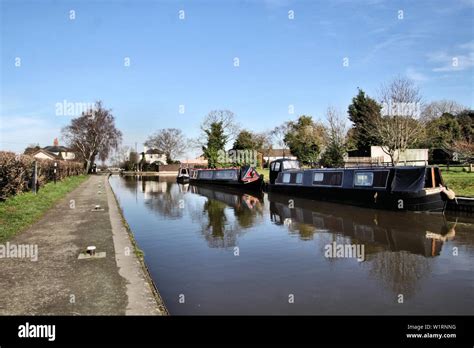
[0,175,166,315]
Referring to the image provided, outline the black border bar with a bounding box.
[0,315,472,346]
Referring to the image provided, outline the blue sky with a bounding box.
[1,0,473,158]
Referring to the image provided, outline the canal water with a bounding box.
[109,175,474,315]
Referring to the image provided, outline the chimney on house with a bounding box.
[53,138,59,146]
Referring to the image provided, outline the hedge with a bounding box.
[0,151,85,201]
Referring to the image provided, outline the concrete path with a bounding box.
[0,175,165,315]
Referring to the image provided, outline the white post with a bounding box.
[32,161,37,194]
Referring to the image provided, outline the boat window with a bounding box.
[373,171,389,188]
[314,172,324,182]
[283,160,300,170]
[274,162,281,171]
[296,173,303,184]
[214,170,238,180]
[313,171,343,186]
[282,173,291,183]
[180,169,187,174]
[354,172,374,186]
[198,171,214,179]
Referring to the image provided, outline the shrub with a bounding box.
[0,151,84,200]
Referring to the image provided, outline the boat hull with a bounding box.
[266,184,446,213]
[190,177,264,192]
[190,182,264,200]
[176,176,190,183]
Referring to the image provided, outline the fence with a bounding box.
[0,151,84,201]
[437,164,473,172]
[344,157,428,168]
[157,164,180,172]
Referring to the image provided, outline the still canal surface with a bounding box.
[110,175,474,315]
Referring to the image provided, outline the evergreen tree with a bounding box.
[202,122,228,168]
[347,89,382,154]
[425,113,461,149]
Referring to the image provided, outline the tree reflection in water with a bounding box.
[191,185,263,249]
[367,251,431,298]
[121,176,186,219]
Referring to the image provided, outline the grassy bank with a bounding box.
[442,171,474,197]
[257,167,473,197]
[0,175,89,241]
[257,168,269,182]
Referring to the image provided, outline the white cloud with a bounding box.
[0,116,44,130]
[428,50,474,72]
[459,40,474,50]
[362,33,427,64]
[0,115,60,153]
[405,67,428,82]
[427,41,474,72]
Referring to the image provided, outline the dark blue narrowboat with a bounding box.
[189,166,264,192]
[266,158,455,213]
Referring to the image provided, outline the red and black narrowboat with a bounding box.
[189,166,264,192]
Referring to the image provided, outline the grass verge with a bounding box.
[0,175,89,241]
[257,168,269,182]
[442,171,474,197]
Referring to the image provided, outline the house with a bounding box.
[180,156,208,167]
[24,138,76,161]
[263,149,297,165]
[142,146,167,165]
[345,146,428,167]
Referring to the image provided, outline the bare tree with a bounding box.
[367,77,426,165]
[325,107,348,146]
[110,145,131,167]
[62,101,122,173]
[255,131,273,167]
[449,140,474,163]
[200,110,240,145]
[271,123,290,157]
[144,128,187,163]
[422,100,467,120]
[320,107,348,167]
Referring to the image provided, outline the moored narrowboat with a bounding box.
[189,166,264,191]
[177,167,190,183]
[266,158,455,213]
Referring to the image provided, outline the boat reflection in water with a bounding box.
[268,192,455,258]
[187,184,264,248]
[268,192,461,300]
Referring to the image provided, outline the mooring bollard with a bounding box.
[86,246,96,257]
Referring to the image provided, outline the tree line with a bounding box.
[58,77,473,172]
[194,77,472,168]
